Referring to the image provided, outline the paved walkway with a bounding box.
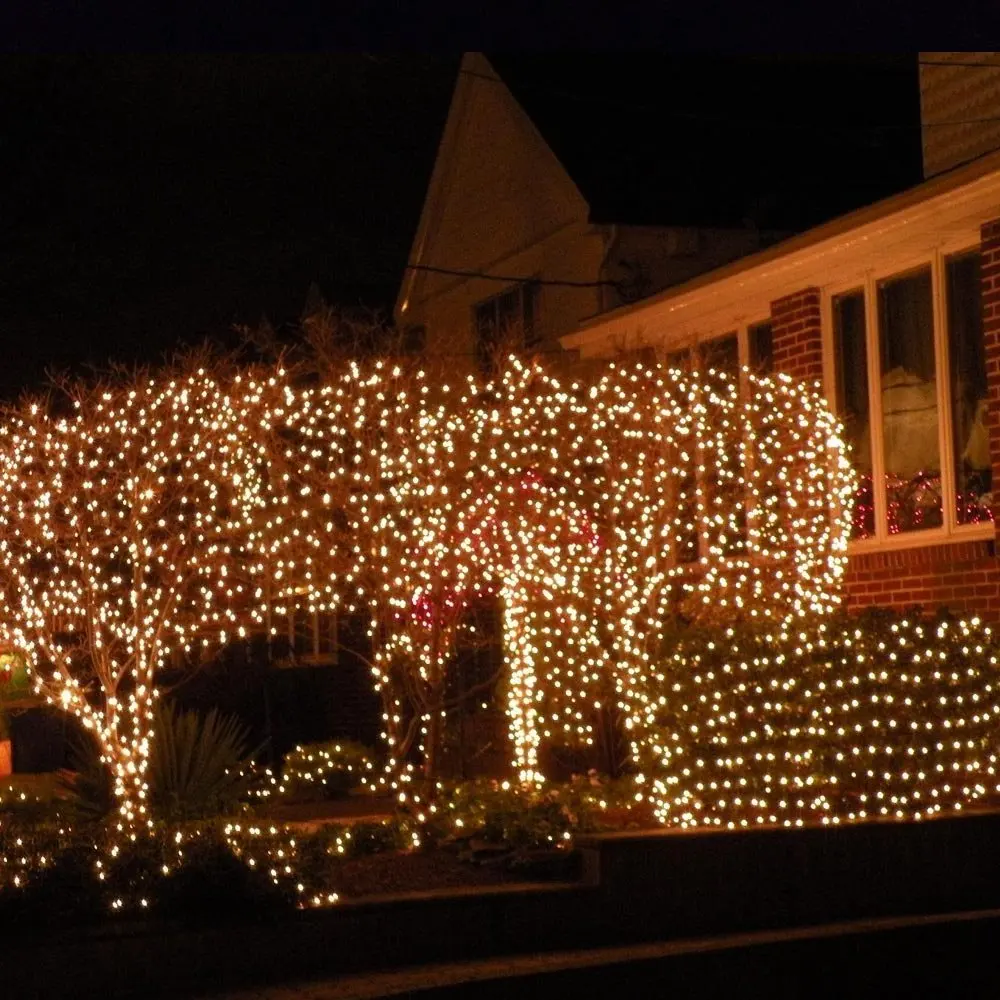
[207,906,1000,999]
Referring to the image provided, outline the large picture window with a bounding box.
[832,251,991,546]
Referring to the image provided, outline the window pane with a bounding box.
[947,251,992,525]
[701,333,739,376]
[877,267,941,534]
[474,299,499,373]
[666,347,692,371]
[748,320,773,373]
[833,290,874,539]
[523,281,541,348]
[403,325,426,353]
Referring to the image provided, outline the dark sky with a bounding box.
[0,54,922,398]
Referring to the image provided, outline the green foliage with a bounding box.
[277,740,374,802]
[338,818,410,857]
[156,829,294,919]
[424,774,643,851]
[0,820,297,929]
[0,838,105,929]
[0,774,69,825]
[60,702,256,822]
[149,702,256,820]
[58,732,115,821]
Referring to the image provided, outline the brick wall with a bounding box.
[843,538,1000,616]
[770,287,823,384]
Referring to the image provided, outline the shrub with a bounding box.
[276,740,374,802]
[423,775,642,852]
[0,839,104,929]
[631,608,1000,829]
[60,702,256,822]
[155,829,294,920]
[149,702,255,820]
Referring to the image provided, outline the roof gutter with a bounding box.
[561,148,1000,354]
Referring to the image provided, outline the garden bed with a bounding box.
[327,846,549,898]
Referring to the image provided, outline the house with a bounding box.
[562,53,1000,617]
[394,53,776,373]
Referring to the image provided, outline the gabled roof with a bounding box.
[396,53,589,321]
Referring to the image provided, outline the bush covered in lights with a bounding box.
[270,740,375,802]
[0,813,421,923]
[632,610,1000,830]
[421,773,648,853]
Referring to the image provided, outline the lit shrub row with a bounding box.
[632,610,1000,829]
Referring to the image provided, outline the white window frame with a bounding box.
[823,243,994,554]
[657,317,772,377]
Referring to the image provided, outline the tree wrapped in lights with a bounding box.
[325,357,851,788]
[0,346,854,809]
[355,363,605,786]
[0,363,280,825]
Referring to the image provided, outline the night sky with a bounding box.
[0,54,922,398]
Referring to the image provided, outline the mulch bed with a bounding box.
[328,848,531,899]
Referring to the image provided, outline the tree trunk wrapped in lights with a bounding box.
[0,361,282,827]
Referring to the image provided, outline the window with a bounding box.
[473,281,541,372]
[701,331,739,375]
[878,267,941,533]
[833,290,873,539]
[402,324,426,354]
[748,320,774,373]
[831,251,991,547]
[947,251,991,525]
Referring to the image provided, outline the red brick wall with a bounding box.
[770,262,1000,618]
[770,287,822,384]
[843,539,1000,616]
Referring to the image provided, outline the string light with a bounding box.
[634,615,1000,828]
[0,356,854,817]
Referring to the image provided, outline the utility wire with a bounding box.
[403,263,619,289]
[918,58,1000,70]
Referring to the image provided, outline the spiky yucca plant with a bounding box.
[149,702,255,821]
[62,702,255,821]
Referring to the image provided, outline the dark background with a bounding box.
[0,53,923,398]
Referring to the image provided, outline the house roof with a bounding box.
[562,144,1000,357]
[487,54,923,232]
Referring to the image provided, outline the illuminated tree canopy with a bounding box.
[0,353,855,819]
[0,364,284,825]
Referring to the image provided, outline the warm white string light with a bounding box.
[0,354,856,839]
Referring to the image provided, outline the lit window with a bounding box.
[831,251,991,546]
[946,251,991,525]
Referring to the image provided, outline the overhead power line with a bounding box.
[404,263,617,289]
[918,58,1000,70]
